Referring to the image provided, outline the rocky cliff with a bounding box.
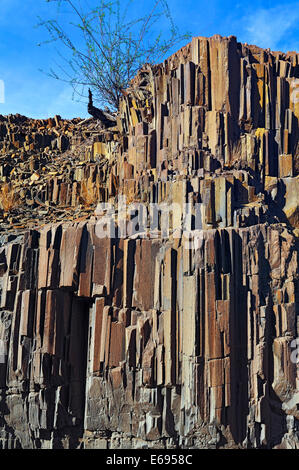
[0,34,298,449]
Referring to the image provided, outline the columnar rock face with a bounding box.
[0,35,298,449]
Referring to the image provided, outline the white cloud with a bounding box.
[243,2,299,51]
[45,86,88,120]
[0,68,87,120]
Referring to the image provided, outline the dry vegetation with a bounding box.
[79,179,98,207]
[0,183,20,212]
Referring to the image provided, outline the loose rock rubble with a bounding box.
[0,114,119,233]
[0,34,298,449]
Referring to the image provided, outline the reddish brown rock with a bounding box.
[0,35,298,450]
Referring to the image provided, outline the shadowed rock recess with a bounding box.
[0,35,298,449]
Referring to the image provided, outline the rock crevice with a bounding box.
[0,34,298,449]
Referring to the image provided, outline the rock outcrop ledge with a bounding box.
[0,35,298,449]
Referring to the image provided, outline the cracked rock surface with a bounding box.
[0,34,298,449]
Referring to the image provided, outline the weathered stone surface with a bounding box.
[0,35,298,449]
[0,221,297,449]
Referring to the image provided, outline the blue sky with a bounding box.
[0,0,298,119]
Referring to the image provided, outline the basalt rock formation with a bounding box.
[0,35,298,449]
